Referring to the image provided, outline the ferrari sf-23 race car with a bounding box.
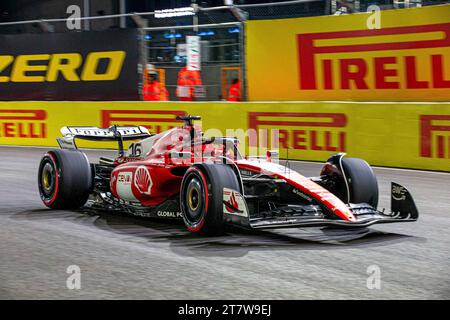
[38,115,418,235]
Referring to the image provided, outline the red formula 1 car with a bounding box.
[38,116,418,235]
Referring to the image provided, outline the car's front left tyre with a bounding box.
[38,149,93,209]
[180,163,240,235]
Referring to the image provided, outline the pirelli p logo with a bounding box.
[297,23,450,91]
[420,115,450,159]
[101,110,187,133]
[0,109,47,138]
[248,112,347,152]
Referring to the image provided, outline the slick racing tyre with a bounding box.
[341,157,379,208]
[180,163,240,235]
[38,149,93,209]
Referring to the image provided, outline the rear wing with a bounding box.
[57,125,152,154]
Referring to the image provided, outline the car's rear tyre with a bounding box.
[341,157,379,208]
[38,149,93,209]
[180,163,240,235]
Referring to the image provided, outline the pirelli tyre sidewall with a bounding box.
[180,163,240,235]
[38,149,93,209]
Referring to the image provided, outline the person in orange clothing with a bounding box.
[176,66,202,101]
[142,69,169,101]
[227,78,241,102]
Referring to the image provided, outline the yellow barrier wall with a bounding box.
[0,101,449,171]
[246,5,450,101]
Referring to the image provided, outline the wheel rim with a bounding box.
[41,162,54,194]
[183,175,205,225]
[188,186,200,211]
[39,156,58,201]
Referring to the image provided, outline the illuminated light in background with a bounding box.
[155,7,195,18]
[164,33,183,39]
[144,34,152,40]
[198,31,215,36]
[228,27,240,33]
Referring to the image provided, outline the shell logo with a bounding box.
[134,166,153,195]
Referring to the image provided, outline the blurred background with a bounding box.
[0,1,449,301]
[0,0,447,101]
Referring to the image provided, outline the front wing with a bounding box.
[225,182,419,230]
